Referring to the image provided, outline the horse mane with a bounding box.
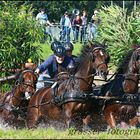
[73,42,106,74]
[116,50,133,74]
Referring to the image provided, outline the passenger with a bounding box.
[63,42,77,62]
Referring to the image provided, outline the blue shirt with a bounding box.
[60,16,71,28]
[38,54,75,78]
[36,12,48,25]
[64,17,71,28]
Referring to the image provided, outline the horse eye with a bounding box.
[136,55,139,61]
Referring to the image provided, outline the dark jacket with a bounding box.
[38,54,75,78]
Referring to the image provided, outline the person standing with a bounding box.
[36,8,53,43]
[80,10,88,43]
[36,8,53,27]
[90,10,100,40]
[72,15,82,43]
[59,11,72,43]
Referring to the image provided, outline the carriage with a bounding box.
[0,41,140,130]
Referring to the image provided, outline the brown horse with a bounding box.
[26,41,110,130]
[100,45,140,128]
[0,68,38,127]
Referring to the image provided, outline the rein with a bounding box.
[21,82,36,89]
[92,46,105,52]
[57,72,98,87]
[6,70,38,105]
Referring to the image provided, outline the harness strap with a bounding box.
[51,82,58,97]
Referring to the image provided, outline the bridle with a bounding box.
[17,69,38,89]
[11,69,38,103]
[56,46,109,88]
[123,48,140,93]
[90,46,108,75]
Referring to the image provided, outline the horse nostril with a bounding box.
[100,70,105,74]
[100,70,103,73]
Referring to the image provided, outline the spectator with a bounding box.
[80,10,88,43]
[72,15,82,43]
[90,10,100,40]
[36,8,53,43]
[59,11,72,43]
[36,8,53,27]
[35,41,75,90]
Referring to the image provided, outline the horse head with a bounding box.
[61,41,110,92]
[16,69,38,100]
[88,41,110,80]
[123,46,140,94]
[20,69,38,99]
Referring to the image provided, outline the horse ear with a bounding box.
[88,40,93,48]
[102,40,107,47]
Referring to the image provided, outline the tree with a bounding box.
[96,5,140,68]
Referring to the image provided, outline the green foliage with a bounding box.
[7,1,98,22]
[1,1,138,23]
[96,5,140,67]
[0,2,43,70]
[0,83,11,93]
[0,1,44,92]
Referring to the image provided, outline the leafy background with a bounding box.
[96,5,140,67]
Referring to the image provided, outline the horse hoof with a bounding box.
[118,122,129,129]
[82,125,91,132]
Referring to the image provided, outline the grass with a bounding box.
[0,127,140,139]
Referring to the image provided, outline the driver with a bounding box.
[35,42,75,90]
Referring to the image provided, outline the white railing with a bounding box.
[44,23,98,43]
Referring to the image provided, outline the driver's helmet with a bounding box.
[51,41,62,52]
[63,42,74,51]
[54,45,66,57]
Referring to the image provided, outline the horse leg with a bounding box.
[104,109,116,129]
[82,114,92,131]
[129,116,139,127]
[26,107,40,129]
[64,110,73,128]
